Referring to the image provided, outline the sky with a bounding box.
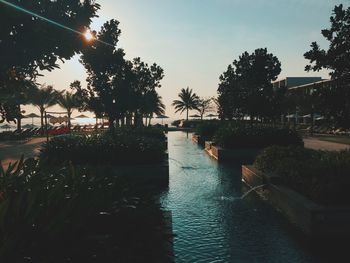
[29,0,345,119]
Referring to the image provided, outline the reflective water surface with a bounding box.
[160,132,342,263]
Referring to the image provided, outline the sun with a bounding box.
[84,30,93,41]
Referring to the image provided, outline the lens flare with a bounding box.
[84,30,93,41]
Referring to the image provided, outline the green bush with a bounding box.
[254,146,350,205]
[195,120,221,140]
[0,159,172,262]
[40,128,167,165]
[213,124,304,148]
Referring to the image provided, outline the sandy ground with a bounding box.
[0,137,47,169]
[304,137,350,151]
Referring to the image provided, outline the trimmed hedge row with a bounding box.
[40,128,167,165]
[254,146,350,205]
[213,124,304,148]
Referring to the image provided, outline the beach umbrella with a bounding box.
[189,114,201,119]
[22,124,36,129]
[75,114,89,118]
[1,124,12,131]
[156,114,169,125]
[206,113,218,119]
[25,113,40,125]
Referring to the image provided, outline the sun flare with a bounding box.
[84,30,93,41]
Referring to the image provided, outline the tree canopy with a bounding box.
[80,20,165,128]
[0,0,99,124]
[172,87,199,121]
[304,4,350,128]
[217,48,281,122]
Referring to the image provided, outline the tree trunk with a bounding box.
[108,116,115,133]
[40,108,45,134]
[186,108,189,121]
[68,111,72,132]
[16,117,21,131]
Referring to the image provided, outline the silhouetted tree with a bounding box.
[0,0,99,125]
[196,98,213,120]
[131,57,164,126]
[217,48,281,122]
[81,21,164,129]
[304,4,350,128]
[29,84,61,130]
[58,90,80,130]
[172,87,199,121]
[142,90,165,126]
[80,19,125,131]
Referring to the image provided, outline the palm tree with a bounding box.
[29,84,60,129]
[172,87,199,121]
[143,90,165,126]
[58,91,80,130]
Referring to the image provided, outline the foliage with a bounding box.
[213,123,304,148]
[80,21,164,128]
[58,89,81,129]
[40,129,167,165]
[304,4,350,128]
[196,97,214,120]
[0,158,172,262]
[171,120,181,127]
[255,146,350,205]
[217,48,282,121]
[0,0,99,122]
[172,87,199,121]
[28,84,60,129]
[0,77,35,128]
[195,120,221,140]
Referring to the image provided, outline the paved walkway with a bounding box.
[0,137,47,169]
[304,137,350,151]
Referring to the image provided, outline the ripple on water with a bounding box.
[161,132,321,263]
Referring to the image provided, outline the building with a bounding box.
[272,77,323,90]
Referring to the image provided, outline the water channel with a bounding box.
[160,131,342,263]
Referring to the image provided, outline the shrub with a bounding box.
[171,120,181,127]
[213,124,304,148]
[40,128,167,165]
[254,146,350,205]
[0,159,172,262]
[195,120,221,140]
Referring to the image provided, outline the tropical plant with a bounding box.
[143,90,165,126]
[29,84,60,129]
[0,158,172,262]
[172,87,199,121]
[58,91,80,130]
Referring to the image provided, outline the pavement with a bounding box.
[303,137,350,151]
[0,137,47,169]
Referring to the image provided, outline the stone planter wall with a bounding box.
[242,165,350,239]
[192,134,205,146]
[205,142,261,163]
